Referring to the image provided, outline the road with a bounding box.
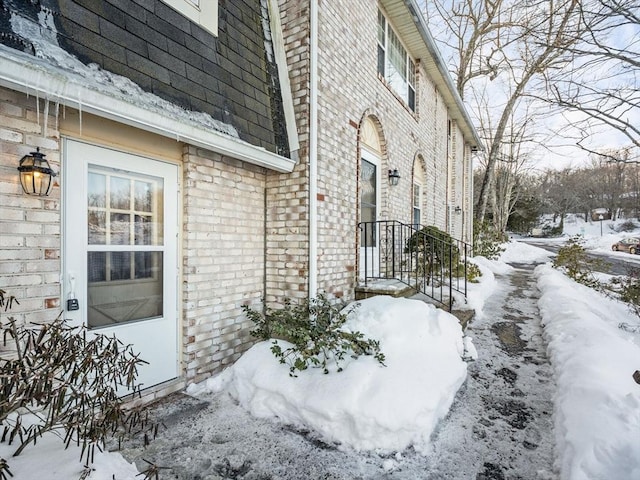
[521,238,640,275]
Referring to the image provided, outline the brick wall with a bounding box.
[0,87,61,324]
[273,0,468,301]
[265,0,310,305]
[182,145,267,382]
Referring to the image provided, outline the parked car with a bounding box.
[612,238,640,254]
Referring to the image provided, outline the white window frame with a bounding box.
[377,8,416,111]
[161,0,218,36]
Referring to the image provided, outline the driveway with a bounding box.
[115,261,557,479]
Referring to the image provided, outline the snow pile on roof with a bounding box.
[7,9,238,138]
[536,264,640,479]
[191,296,469,453]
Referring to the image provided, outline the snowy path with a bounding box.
[116,263,558,479]
[421,262,557,479]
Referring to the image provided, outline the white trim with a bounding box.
[160,0,218,36]
[0,46,296,173]
[268,0,299,154]
[309,0,318,298]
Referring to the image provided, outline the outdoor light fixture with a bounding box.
[18,147,57,196]
[455,206,462,214]
[388,168,400,186]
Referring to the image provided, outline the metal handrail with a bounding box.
[357,220,470,310]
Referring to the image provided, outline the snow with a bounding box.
[190,296,469,454]
[3,217,640,479]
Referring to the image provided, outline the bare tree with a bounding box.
[425,0,591,224]
[543,0,640,156]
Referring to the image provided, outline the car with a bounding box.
[612,237,640,254]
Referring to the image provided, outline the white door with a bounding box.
[359,149,381,279]
[63,139,179,390]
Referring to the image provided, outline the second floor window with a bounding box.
[378,9,416,111]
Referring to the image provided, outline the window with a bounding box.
[413,183,422,227]
[161,0,218,36]
[377,9,416,111]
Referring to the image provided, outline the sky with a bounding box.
[3,215,640,479]
[419,0,640,172]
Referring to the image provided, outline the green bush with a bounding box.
[465,262,482,283]
[0,289,152,479]
[243,294,385,376]
[473,221,506,260]
[552,236,606,290]
[405,225,459,265]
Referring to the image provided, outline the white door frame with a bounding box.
[62,138,179,390]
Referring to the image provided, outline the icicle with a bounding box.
[42,98,49,138]
[54,100,60,133]
[36,90,40,129]
[78,92,82,137]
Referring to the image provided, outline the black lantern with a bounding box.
[18,148,57,196]
[388,168,400,186]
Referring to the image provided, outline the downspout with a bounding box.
[309,0,319,298]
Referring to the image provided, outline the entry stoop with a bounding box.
[355,279,417,300]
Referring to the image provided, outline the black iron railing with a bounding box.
[358,220,470,310]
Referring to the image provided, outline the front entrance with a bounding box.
[359,148,380,279]
[63,139,179,389]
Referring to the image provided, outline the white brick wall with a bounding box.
[182,146,267,383]
[0,87,61,324]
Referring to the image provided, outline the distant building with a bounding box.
[590,208,612,221]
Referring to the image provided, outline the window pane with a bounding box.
[110,177,130,210]
[413,207,421,227]
[378,46,385,77]
[88,210,106,245]
[408,86,416,111]
[360,160,377,207]
[135,215,153,245]
[88,173,106,207]
[135,180,153,212]
[378,10,385,45]
[388,28,407,82]
[110,252,131,280]
[88,252,106,282]
[88,252,163,328]
[408,59,416,87]
[111,213,131,245]
[135,251,156,279]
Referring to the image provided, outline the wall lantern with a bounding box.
[18,147,57,196]
[454,206,462,214]
[388,168,400,186]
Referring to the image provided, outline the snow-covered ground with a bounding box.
[3,217,640,479]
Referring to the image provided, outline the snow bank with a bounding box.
[535,264,640,480]
[0,431,138,480]
[193,296,468,454]
[500,240,553,264]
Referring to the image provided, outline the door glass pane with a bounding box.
[110,176,131,210]
[88,167,164,246]
[87,252,163,328]
[111,213,131,245]
[86,165,165,329]
[360,159,377,247]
